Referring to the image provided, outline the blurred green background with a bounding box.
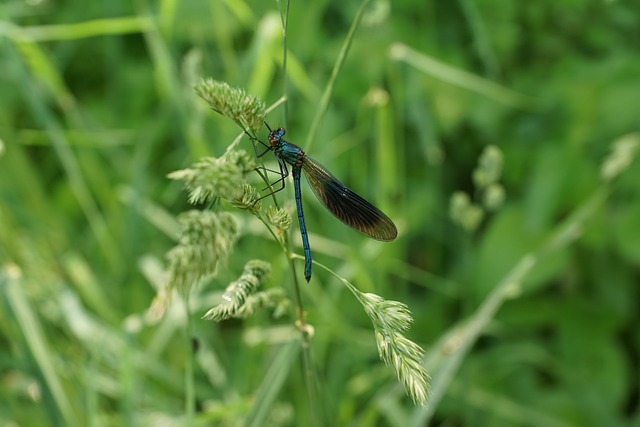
[1,0,639,425]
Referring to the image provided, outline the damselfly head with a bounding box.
[268,127,286,146]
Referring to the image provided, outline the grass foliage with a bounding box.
[1,0,639,426]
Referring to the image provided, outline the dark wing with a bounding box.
[301,156,397,241]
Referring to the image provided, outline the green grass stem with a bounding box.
[390,43,537,110]
[304,0,372,152]
[414,187,611,424]
[3,266,82,427]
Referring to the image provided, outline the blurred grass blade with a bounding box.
[305,0,372,151]
[371,88,398,211]
[414,187,610,424]
[448,381,573,427]
[159,0,178,36]
[2,265,82,427]
[6,43,121,269]
[458,0,500,78]
[246,13,280,98]
[245,339,300,427]
[118,186,180,239]
[276,49,321,102]
[60,252,121,324]
[390,43,537,110]
[1,16,152,41]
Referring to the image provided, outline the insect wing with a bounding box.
[301,157,397,241]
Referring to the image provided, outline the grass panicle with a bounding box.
[168,150,255,205]
[231,183,262,213]
[483,183,506,211]
[450,191,484,232]
[451,145,506,231]
[601,132,640,182]
[165,211,239,294]
[203,259,274,321]
[266,205,292,235]
[472,145,503,188]
[359,292,430,406]
[235,288,290,319]
[194,78,266,133]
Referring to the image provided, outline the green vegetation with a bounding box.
[1,0,638,426]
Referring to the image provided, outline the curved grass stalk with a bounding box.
[299,255,430,405]
[304,0,373,152]
[414,187,609,423]
[390,42,537,110]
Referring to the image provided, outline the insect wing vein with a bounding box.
[301,157,397,241]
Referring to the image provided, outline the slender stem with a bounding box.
[4,268,82,427]
[295,254,361,300]
[272,2,320,422]
[183,292,195,425]
[304,0,372,152]
[244,130,320,422]
[458,0,500,79]
[390,43,536,110]
[276,0,290,126]
[286,239,321,425]
[416,187,611,424]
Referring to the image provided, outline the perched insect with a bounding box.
[248,124,397,282]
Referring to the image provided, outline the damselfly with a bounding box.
[250,124,397,282]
